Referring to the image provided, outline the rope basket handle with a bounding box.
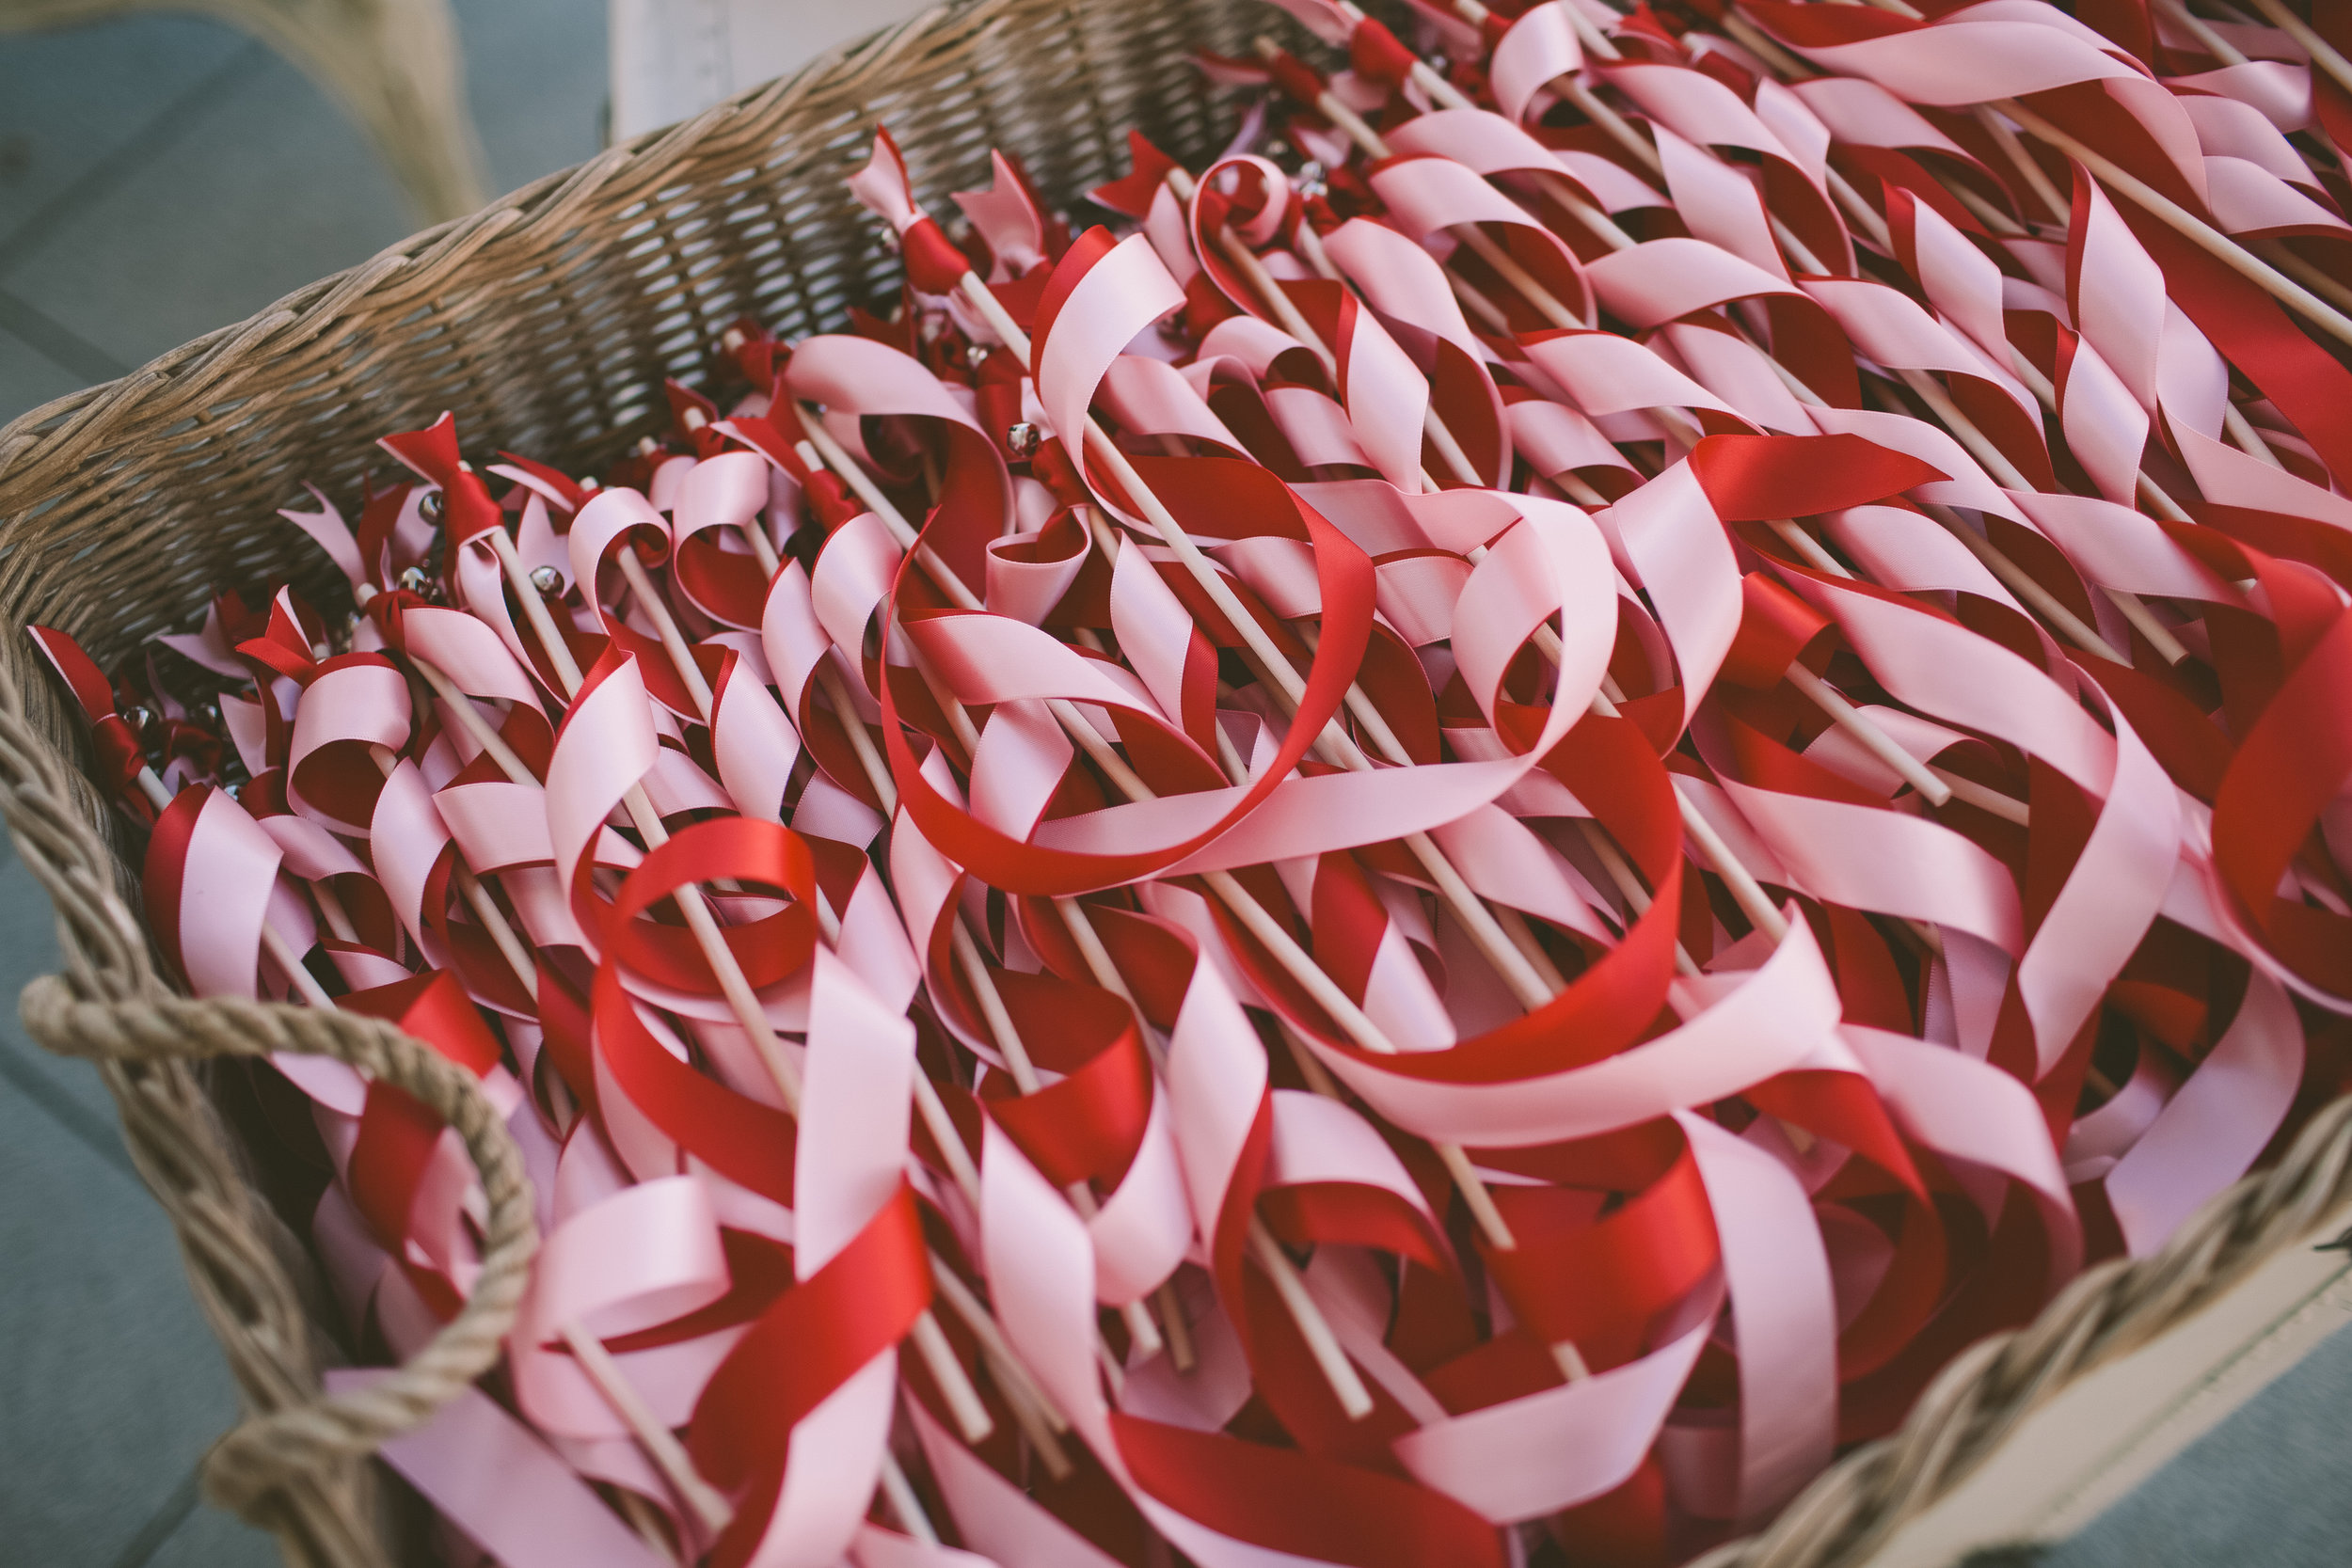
[0,646,535,1553]
[19,976,540,1525]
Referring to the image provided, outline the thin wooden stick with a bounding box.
[876,1447,942,1545]
[2222,401,2288,470]
[2159,0,2249,65]
[564,1323,737,1531]
[483,518,587,692]
[1785,665,1953,807]
[1997,97,2352,352]
[1890,369,2189,664]
[2253,234,2352,320]
[1920,500,2126,660]
[1934,769,2031,825]
[615,548,716,716]
[311,881,358,942]
[793,421,985,612]
[2246,0,2352,100]
[614,1490,680,1565]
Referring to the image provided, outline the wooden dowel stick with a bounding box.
[1997,97,2352,352]
[1165,166,1336,373]
[363,743,545,997]
[876,1449,942,1545]
[936,1259,1082,1457]
[614,549,716,716]
[1921,502,2124,661]
[2223,401,2287,470]
[793,420,986,611]
[2159,0,2249,65]
[1934,769,2031,825]
[1887,369,2188,665]
[1786,664,1952,807]
[2246,0,2352,100]
[563,1322,736,1531]
[2254,234,2352,319]
[483,522,586,693]
[615,1490,680,1565]
[311,881,358,942]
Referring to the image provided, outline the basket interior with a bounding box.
[0,0,1299,860]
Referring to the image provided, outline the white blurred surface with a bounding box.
[609,0,940,139]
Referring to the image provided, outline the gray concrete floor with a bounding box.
[0,1,608,424]
[2029,1314,2352,1567]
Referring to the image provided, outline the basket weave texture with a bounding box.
[0,2,2347,1565]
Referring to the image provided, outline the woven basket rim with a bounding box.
[0,0,961,489]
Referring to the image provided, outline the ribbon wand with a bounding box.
[1255,34,2179,669]
[376,442,999,1457]
[568,468,1181,1389]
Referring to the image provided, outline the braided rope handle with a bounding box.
[1700,1088,2352,1568]
[20,978,540,1526]
[0,643,537,1554]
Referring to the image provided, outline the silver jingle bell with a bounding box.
[119,704,155,737]
[1005,421,1041,459]
[418,489,445,525]
[529,564,564,595]
[396,566,435,598]
[966,342,992,369]
[1295,160,1328,200]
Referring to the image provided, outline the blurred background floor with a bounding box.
[0,0,607,427]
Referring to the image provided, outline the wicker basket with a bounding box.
[1,1,2347,1564]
